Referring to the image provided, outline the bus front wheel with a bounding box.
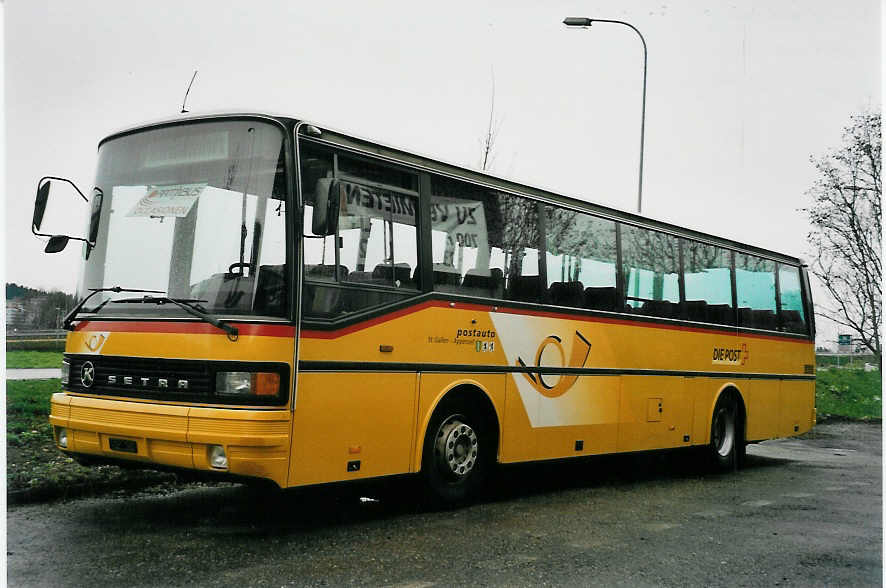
[709,392,745,471]
[421,399,490,505]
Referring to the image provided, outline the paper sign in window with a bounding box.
[126,183,205,218]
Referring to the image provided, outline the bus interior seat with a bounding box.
[372,263,413,288]
[334,263,414,311]
[781,309,805,333]
[584,286,618,311]
[706,304,734,325]
[752,309,777,330]
[431,264,462,293]
[305,263,349,281]
[335,266,411,312]
[462,268,504,299]
[253,264,286,316]
[347,271,374,284]
[190,272,254,313]
[640,299,678,319]
[301,264,349,316]
[509,275,543,303]
[737,307,777,330]
[549,281,584,308]
[684,300,708,322]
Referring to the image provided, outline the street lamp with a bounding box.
[563,16,647,215]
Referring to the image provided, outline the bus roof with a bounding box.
[99,111,805,266]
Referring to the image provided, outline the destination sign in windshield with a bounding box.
[142,130,230,168]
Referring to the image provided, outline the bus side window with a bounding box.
[735,253,777,330]
[778,264,808,334]
[300,146,337,277]
[496,193,542,303]
[682,240,735,325]
[336,182,419,310]
[430,176,479,293]
[429,178,548,304]
[544,205,617,310]
[299,143,420,317]
[429,177,533,301]
[621,224,680,318]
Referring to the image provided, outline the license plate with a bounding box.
[109,438,138,453]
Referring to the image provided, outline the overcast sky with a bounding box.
[3,0,881,345]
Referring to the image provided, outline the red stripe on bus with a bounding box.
[72,303,810,344]
[301,300,812,344]
[74,321,296,337]
[300,300,442,339]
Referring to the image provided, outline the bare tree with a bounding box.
[804,112,881,368]
[480,68,503,172]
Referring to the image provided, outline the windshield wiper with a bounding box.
[112,295,239,341]
[62,286,165,331]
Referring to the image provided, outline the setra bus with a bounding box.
[33,113,816,504]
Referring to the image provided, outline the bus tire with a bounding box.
[421,398,490,506]
[709,392,742,471]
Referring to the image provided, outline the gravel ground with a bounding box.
[7,421,881,587]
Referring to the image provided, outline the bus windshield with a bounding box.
[80,119,289,319]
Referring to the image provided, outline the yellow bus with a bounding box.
[33,113,816,504]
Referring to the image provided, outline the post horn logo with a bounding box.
[517,331,591,398]
[85,334,107,352]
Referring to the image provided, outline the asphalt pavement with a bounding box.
[7,421,882,587]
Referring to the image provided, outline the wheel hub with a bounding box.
[713,405,735,457]
[435,417,479,479]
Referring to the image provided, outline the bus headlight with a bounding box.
[60,360,70,385]
[215,371,281,398]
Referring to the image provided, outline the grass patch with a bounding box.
[6,350,63,369]
[5,379,175,499]
[816,368,882,420]
[7,379,55,435]
[7,379,73,492]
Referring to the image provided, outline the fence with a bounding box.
[6,330,67,351]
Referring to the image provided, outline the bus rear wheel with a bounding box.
[421,400,490,506]
[709,392,744,471]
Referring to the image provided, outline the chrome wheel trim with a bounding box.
[713,404,736,458]
[434,416,479,479]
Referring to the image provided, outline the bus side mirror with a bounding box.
[311,178,340,236]
[44,235,70,253]
[33,180,51,232]
[88,189,104,244]
[32,176,100,255]
[33,176,89,236]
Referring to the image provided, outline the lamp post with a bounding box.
[563,16,647,215]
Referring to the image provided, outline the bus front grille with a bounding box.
[65,354,212,401]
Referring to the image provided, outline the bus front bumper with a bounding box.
[49,393,290,487]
